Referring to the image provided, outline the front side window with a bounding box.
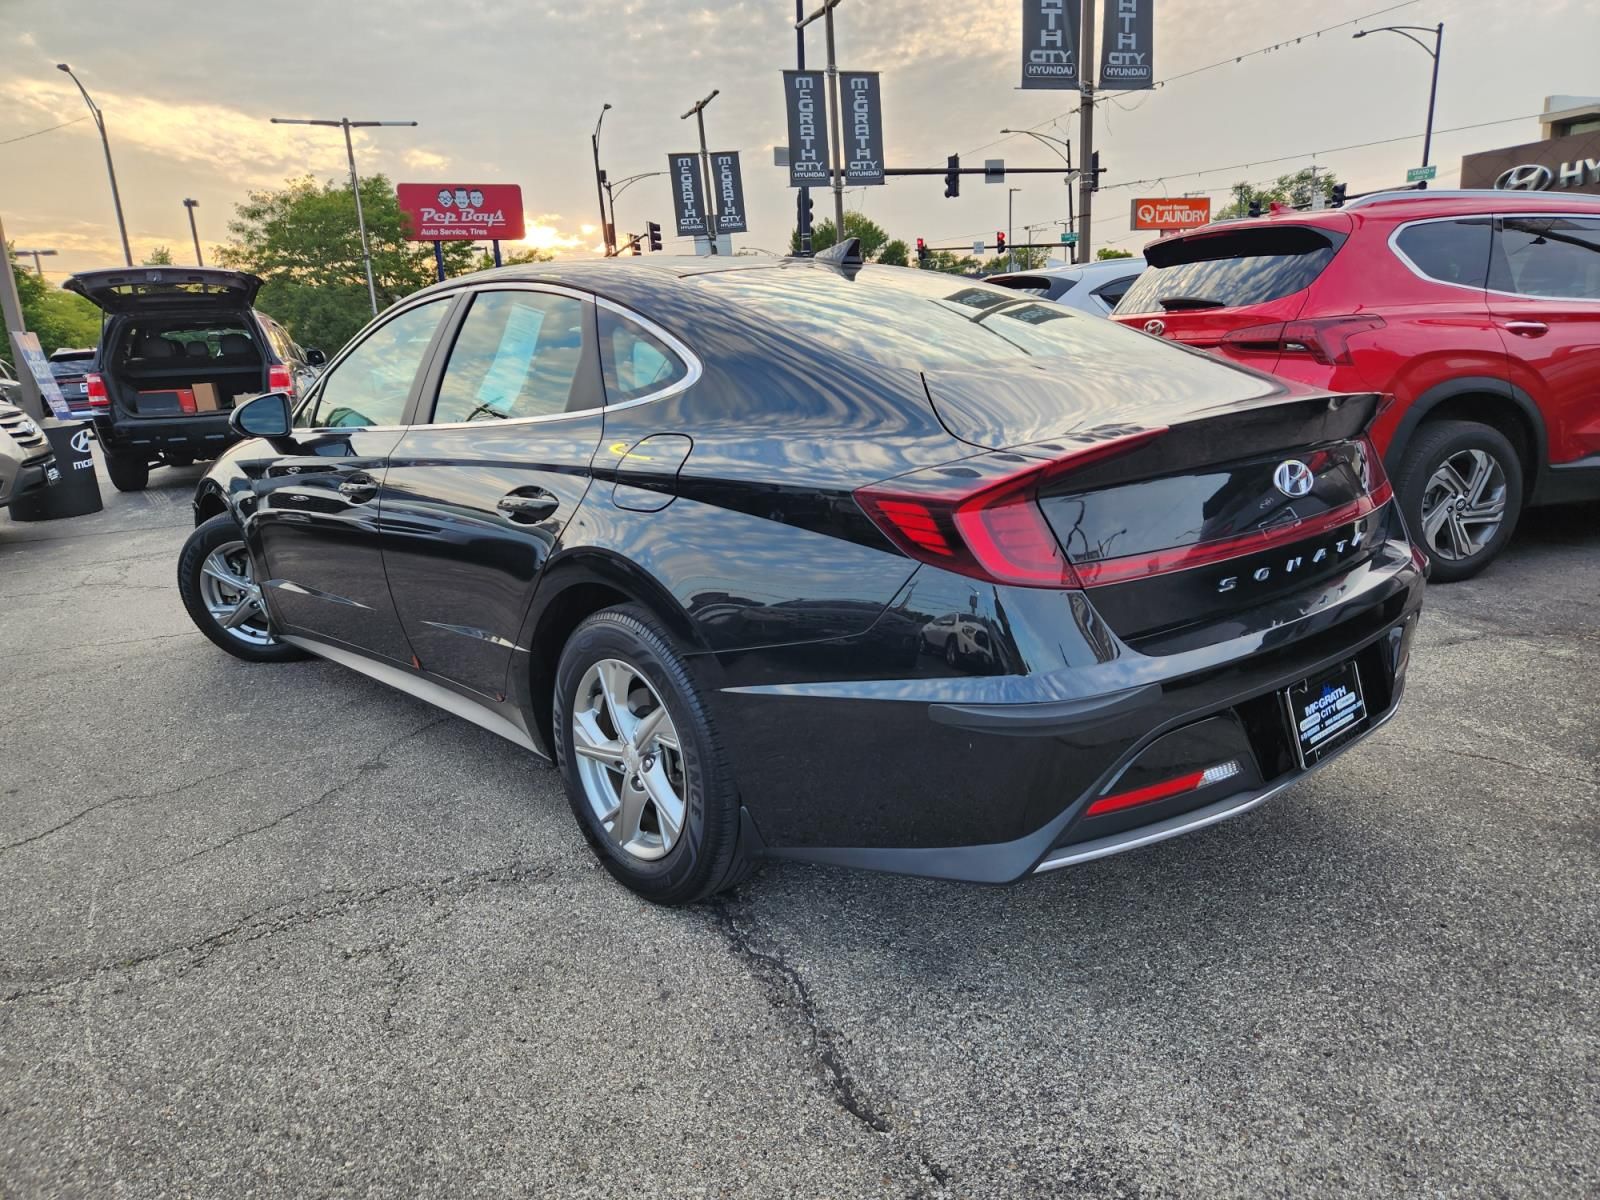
[431,291,590,423]
[598,307,689,403]
[1394,219,1492,288]
[1492,216,1600,300]
[305,299,451,428]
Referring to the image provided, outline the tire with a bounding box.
[177,513,307,663]
[1393,420,1524,583]
[945,638,959,668]
[552,605,747,905]
[104,452,149,492]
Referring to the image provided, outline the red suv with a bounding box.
[1112,190,1600,579]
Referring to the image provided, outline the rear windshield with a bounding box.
[48,357,94,377]
[695,265,1191,372]
[1114,226,1346,315]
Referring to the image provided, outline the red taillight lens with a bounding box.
[854,428,1165,589]
[268,364,294,395]
[86,372,109,409]
[1221,315,1385,366]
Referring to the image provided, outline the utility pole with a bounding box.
[182,199,203,265]
[795,0,813,255]
[56,64,132,267]
[680,89,722,255]
[1076,0,1096,264]
[797,0,848,236]
[591,103,614,256]
[270,116,417,316]
[1007,188,1021,272]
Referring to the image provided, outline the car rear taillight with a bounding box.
[268,364,294,395]
[1220,315,1385,366]
[1361,434,1393,505]
[85,372,109,409]
[854,428,1165,589]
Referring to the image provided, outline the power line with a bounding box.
[0,115,89,147]
[966,0,1422,158]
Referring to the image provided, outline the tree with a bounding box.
[217,173,478,354]
[877,238,910,268]
[8,246,101,355]
[790,211,891,261]
[470,246,554,272]
[1216,168,1341,219]
[918,250,982,276]
[1097,247,1133,260]
[142,246,174,265]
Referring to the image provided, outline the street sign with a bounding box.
[667,152,711,238]
[1407,165,1438,182]
[1060,232,1078,245]
[841,71,885,186]
[395,184,525,241]
[973,239,985,257]
[1130,197,1213,231]
[985,159,1005,184]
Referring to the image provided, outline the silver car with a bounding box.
[986,256,1147,316]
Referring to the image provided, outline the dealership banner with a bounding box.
[1099,0,1154,89]
[711,152,749,234]
[395,183,525,241]
[668,152,711,238]
[783,70,829,187]
[1130,196,1209,230]
[1021,0,1082,90]
[840,71,885,185]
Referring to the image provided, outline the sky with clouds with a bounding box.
[3,0,1596,279]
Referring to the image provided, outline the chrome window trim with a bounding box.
[1388,212,1600,303]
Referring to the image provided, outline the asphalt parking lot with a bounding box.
[2,455,1596,1199]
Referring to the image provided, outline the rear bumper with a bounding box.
[709,530,1424,885]
[0,454,57,507]
[98,412,234,457]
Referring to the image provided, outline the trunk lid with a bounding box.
[64,267,262,315]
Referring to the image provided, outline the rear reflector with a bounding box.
[1086,759,1242,817]
[855,428,1165,589]
[86,372,109,409]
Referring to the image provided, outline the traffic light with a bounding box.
[1090,150,1102,193]
[995,232,1006,253]
[1330,183,1348,207]
[944,154,960,199]
[630,235,641,256]
[916,237,929,265]
[647,221,662,252]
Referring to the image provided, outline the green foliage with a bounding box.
[470,246,554,271]
[1097,247,1134,259]
[8,247,102,355]
[142,245,174,265]
[876,239,910,268]
[790,212,891,260]
[917,250,981,276]
[217,174,478,354]
[1217,168,1341,219]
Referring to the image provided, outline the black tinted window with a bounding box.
[1492,217,1600,299]
[598,307,689,403]
[1092,278,1133,307]
[1115,226,1345,314]
[432,291,589,423]
[1395,219,1491,287]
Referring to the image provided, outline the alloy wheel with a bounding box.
[571,658,688,862]
[1419,448,1507,562]
[197,540,276,647]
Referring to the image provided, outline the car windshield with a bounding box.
[696,265,1186,372]
[1114,226,1346,315]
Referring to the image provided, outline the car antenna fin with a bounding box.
[812,236,864,276]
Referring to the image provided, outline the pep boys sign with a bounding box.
[396,183,526,240]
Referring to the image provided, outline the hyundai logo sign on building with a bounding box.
[1461,96,1600,195]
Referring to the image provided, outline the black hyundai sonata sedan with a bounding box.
[179,246,1425,904]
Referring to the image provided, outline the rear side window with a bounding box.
[1394,219,1491,287]
[1091,276,1134,308]
[1492,216,1600,300]
[598,307,689,403]
[1114,226,1346,314]
[431,290,590,423]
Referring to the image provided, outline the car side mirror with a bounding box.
[303,347,326,367]
[230,391,293,440]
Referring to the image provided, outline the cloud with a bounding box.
[509,215,589,255]
[402,147,450,172]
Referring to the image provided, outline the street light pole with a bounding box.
[591,103,614,256]
[1007,187,1021,272]
[1076,0,1097,264]
[1353,23,1445,176]
[270,117,417,315]
[1001,128,1076,254]
[680,90,722,255]
[13,248,58,276]
[182,199,203,266]
[797,0,848,236]
[56,64,132,267]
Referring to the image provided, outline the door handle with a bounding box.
[338,474,378,502]
[1503,320,1549,337]
[497,489,559,522]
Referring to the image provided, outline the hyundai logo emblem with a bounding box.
[1273,459,1315,498]
[1143,318,1165,336]
[69,428,93,455]
[1494,163,1553,191]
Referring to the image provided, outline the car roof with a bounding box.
[992,258,1145,281]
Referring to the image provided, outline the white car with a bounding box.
[985,257,1147,316]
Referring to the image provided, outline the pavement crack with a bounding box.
[0,761,249,855]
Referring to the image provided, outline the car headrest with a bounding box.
[218,333,251,356]
[184,341,210,358]
[138,335,176,358]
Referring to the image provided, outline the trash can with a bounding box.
[8,421,104,521]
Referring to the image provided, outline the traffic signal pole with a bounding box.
[1076,0,1096,263]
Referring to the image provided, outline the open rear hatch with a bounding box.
[64,267,262,315]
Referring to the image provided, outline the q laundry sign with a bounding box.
[668,152,710,238]
[395,183,525,240]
